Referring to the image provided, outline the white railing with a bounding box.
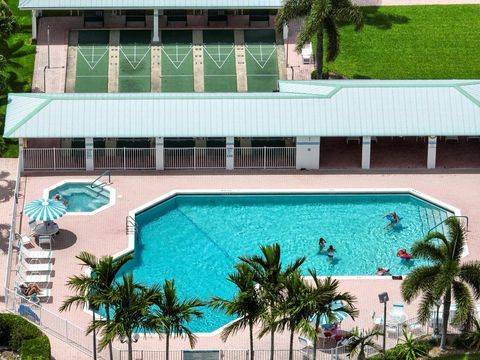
[24,148,86,170]
[164,147,226,169]
[94,148,156,170]
[235,147,296,169]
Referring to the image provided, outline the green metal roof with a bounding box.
[19,0,282,10]
[4,80,480,139]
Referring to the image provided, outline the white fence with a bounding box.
[23,147,297,171]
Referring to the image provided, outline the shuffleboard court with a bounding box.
[203,30,237,92]
[119,31,152,92]
[75,30,110,93]
[245,30,279,92]
[161,30,194,92]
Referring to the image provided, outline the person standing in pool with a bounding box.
[319,237,326,251]
[327,245,336,263]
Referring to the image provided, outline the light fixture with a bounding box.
[378,292,389,355]
[133,333,140,343]
[120,334,140,343]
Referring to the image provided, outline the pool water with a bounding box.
[116,193,452,332]
[48,183,110,213]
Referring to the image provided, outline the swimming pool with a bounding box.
[114,190,456,333]
[45,181,114,214]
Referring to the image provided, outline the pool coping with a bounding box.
[42,179,116,216]
[88,188,464,337]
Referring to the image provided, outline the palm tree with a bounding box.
[240,243,306,360]
[59,251,133,360]
[305,270,358,360]
[269,270,315,360]
[276,0,363,79]
[0,0,16,38]
[346,327,382,360]
[90,273,160,360]
[151,279,204,360]
[210,263,264,360]
[402,217,480,350]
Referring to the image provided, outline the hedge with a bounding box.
[0,313,51,359]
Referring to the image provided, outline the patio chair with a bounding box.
[19,246,54,262]
[302,43,313,64]
[15,233,34,248]
[19,256,52,273]
[28,219,38,233]
[298,336,314,359]
[38,235,53,250]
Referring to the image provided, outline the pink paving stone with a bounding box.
[10,170,480,353]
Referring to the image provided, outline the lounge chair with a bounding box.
[18,256,52,272]
[15,282,51,303]
[17,267,51,285]
[20,246,54,262]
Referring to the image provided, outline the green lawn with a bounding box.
[435,354,480,360]
[0,0,35,157]
[319,5,480,79]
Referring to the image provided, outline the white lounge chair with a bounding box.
[19,256,52,273]
[302,43,313,64]
[17,267,51,284]
[20,246,54,261]
[15,282,52,303]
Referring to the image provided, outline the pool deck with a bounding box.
[11,170,480,352]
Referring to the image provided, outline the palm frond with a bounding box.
[452,280,475,330]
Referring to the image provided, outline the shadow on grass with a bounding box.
[362,6,410,30]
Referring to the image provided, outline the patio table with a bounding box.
[33,222,59,236]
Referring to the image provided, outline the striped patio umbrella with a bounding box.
[313,301,351,326]
[24,199,67,221]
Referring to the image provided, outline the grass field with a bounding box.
[244,29,278,92]
[317,5,480,79]
[203,30,237,92]
[75,30,110,92]
[0,0,36,157]
[119,30,151,92]
[435,354,480,360]
[161,30,194,92]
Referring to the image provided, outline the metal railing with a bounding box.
[24,148,86,170]
[428,215,469,233]
[91,169,112,189]
[235,147,296,169]
[94,148,156,170]
[126,215,138,235]
[164,147,226,169]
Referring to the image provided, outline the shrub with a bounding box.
[0,313,51,359]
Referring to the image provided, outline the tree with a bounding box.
[395,329,429,360]
[346,327,382,360]
[269,270,314,360]
[210,263,264,360]
[401,217,480,350]
[0,1,16,38]
[151,279,204,360]
[466,319,480,352]
[305,270,358,360]
[89,273,160,360]
[59,251,134,360]
[240,243,306,360]
[276,0,363,79]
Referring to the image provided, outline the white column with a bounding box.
[296,136,320,170]
[85,137,94,171]
[31,10,38,40]
[427,136,437,169]
[362,136,371,169]
[226,136,234,170]
[155,137,164,170]
[153,9,160,43]
[18,138,24,172]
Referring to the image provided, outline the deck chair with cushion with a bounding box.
[20,246,54,262]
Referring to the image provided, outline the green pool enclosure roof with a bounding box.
[19,0,282,10]
[4,80,480,139]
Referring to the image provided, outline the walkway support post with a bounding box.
[85,137,94,171]
[362,136,371,169]
[18,138,24,172]
[427,136,437,169]
[296,136,320,170]
[155,137,164,170]
[31,10,38,40]
[153,9,160,43]
[226,136,234,170]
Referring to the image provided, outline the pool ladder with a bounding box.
[91,170,112,189]
[428,215,469,234]
[126,215,138,235]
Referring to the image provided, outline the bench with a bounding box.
[84,10,104,27]
[126,10,146,26]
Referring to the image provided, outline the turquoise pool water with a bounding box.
[48,183,110,213]
[116,193,452,332]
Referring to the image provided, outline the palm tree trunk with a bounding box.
[288,328,294,360]
[127,337,133,360]
[105,304,113,360]
[166,332,170,360]
[249,320,254,360]
[315,29,324,79]
[269,301,275,360]
[440,290,452,351]
[312,316,320,360]
[92,309,97,360]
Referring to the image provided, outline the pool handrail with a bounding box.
[90,170,111,189]
[126,215,138,235]
[427,215,469,234]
